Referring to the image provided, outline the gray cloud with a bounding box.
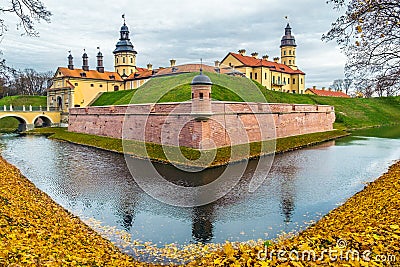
[1,0,346,88]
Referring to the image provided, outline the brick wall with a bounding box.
[68,102,335,149]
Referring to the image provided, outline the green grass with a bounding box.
[91,90,136,106]
[27,128,347,167]
[0,95,47,107]
[90,73,400,130]
[0,117,19,132]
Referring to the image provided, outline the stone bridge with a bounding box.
[0,105,62,131]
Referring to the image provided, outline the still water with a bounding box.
[0,126,400,252]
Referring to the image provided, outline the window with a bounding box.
[265,73,267,80]
[90,84,94,87]
[229,63,232,67]
[131,69,133,74]
[284,51,286,55]
[131,58,133,63]
[192,93,194,99]
[114,86,119,91]
[255,73,258,80]
[293,78,296,84]
[289,60,292,64]
[199,93,204,100]
[273,76,275,84]
[123,57,125,63]
[300,90,303,94]
[287,79,290,85]
[283,77,286,85]
[99,84,103,88]
[116,58,118,64]
[284,61,286,65]
[74,83,78,86]
[278,76,281,84]
[292,90,296,94]
[250,73,252,79]
[123,69,126,75]
[289,50,292,55]
[293,51,295,55]
[301,78,303,84]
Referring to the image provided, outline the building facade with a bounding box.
[47,20,152,112]
[220,23,306,94]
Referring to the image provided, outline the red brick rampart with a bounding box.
[68,102,335,149]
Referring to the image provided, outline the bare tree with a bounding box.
[0,0,51,81]
[323,0,400,97]
[10,69,52,95]
[331,79,344,92]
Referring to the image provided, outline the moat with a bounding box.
[1,126,400,259]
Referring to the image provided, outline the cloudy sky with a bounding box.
[1,0,347,88]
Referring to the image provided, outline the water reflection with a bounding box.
[0,127,400,252]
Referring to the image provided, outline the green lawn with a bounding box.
[0,95,47,107]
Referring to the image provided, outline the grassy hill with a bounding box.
[0,95,47,107]
[91,73,400,130]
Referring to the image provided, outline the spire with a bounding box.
[113,16,137,54]
[281,22,296,48]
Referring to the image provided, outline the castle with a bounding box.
[47,19,306,112]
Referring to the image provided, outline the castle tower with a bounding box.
[280,23,297,69]
[113,16,137,78]
[191,68,212,121]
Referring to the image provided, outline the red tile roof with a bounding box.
[225,52,305,75]
[154,63,230,76]
[306,88,350,98]
[57,67,123,81]
[126,67,153,80]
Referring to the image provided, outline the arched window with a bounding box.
[289,50,292,55]
[289,60,292,64]
[116,58,118,64]
[123,57,125,63]
[199,93,204,100]
[131,58,133,63]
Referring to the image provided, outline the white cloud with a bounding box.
[1,0,346,87]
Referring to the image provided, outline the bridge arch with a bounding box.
[33,115,53,128]
[0,114,29,132]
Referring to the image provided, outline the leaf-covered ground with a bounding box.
[0,156,162,266]
[1,153,400,266]
[188,161,400,266]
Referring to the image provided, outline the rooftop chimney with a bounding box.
[67,52,74,70]
[214,60,220,67]
[238,49,246,56]
[262,55,269,61]
[313,86,316,89]
[96,50,104,73]
[170,59,176,67]
[147,63,153,71]
[82,50,89,71]
[251,52,259,58]
[329,87,332,91]
[273,57,280,63]
[322,87,326,90]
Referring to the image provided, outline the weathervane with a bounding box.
[285,16,289,22]
[200,58,203,74]
[122,14,126,24]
